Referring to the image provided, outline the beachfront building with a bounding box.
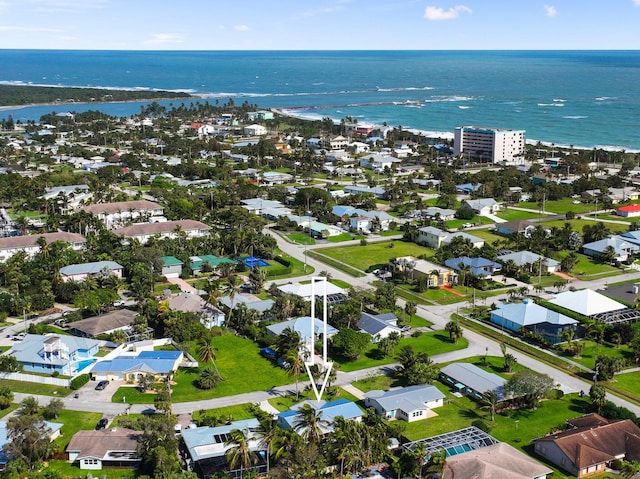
[453,126,526,163]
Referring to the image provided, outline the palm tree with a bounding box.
[445,320,463,344]
[225,428,259,478]
[284,349,305,401]
[196,331,222,379]
[620,460,640,479]
[559,327,575,344]
[480,390,500,421]
[292,403,329,443]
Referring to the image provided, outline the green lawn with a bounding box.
[0,403,19,418]
[563,340,634,371]
[193,403,256,423]
[112,335,293,404]
[462,228,506,245]
[495,208,548,221]
[610,370,640,399]
[562,252,622,279]
[327,233,366,243]
[518,198,597,215]
[268,387,361,412]
[47,460,137,479]
[2,378,72,397]
[334,330,468,372]
[445,216,495,229]
[538,218,628,236]
[52,409,103,450]
[287,232,316,245]
[315,240,436,272]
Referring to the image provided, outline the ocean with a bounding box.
[1,50,639,151]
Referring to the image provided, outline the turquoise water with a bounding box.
[1,50,640,150]
[75,358,96,371]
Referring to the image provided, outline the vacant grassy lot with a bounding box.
[562,339,634,371]
[519,198,596,215]
[315,240,435,272]
[53,409,103,450]
[445,216,495,229]
[561,252,622,279]
[334,330,468,372]
[2,378,72,397]
[539,218,628,235]
[462,228,505,245]
[113,335,293,404]
[495,208,548,221]
[287,232,316,245]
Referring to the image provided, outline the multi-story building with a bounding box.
[453,126,525,163]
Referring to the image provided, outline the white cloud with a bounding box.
[544,4,558,17]
[144,33,184,45]
[634,0,640,6]
[234,24,250,31]
[0,25,61,32]
[424,5,472,21]
[28,0,108,13]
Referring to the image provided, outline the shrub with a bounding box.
[411,331,422,338]
[471,419,490,432]
[70,373,90,390]
[360,239,368,246]
[51,370,60,378]
[547,388,564,400]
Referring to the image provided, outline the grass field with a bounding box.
[519,198,597,215]
[495,208,548,221]
[327,233,366,243]
[2,378,72,397]
[334,330,468,372]
[112,335,294,404]
[562,252,622,279]
[287,232,316,245]
[53,409,103,450]
[462,228,505,245]
[315,240,436,272]
[563,339,634,371]
[445,216,495,229]
[539,218,628,235]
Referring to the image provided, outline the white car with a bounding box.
[13,332,26,341]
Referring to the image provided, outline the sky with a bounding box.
[1,0,640,50]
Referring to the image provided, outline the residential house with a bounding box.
[440,362,507,400]
[616,204,640,217]
[161,256,183,279]
[409,257,457,286]
[359,153,400,173]
[68,309,141,340]
[41,185,92,214]
[0,232,86,262]
[549,289,630,324]
[266,316,338,347]
[444,442,553,479]
[112,220,211,245]
[247,110,274,121]
[240,198,286,215]
[343,185,386,198]
[332,205,396,232]
[305,221,344,238]
[243,124,267,136]
[582,235,639,263]
[218,294,275,316]
[494,219,538,237]
[497,250,560,273]
[421,206,456,221]
[91,350,183,382]
[182,419,267,479]
[417,226,485,249]
[190,255,236,275]
[490,299,578,344]
[321,135,349,150]
[358,312,401,342]
[455,183,482,194]
[533,415,640,477]
[277,282,347,303]
[66,428,143,471]
[462,198,501,215]
[166,292,226,328]
[262,171,293,185]
[79,200,164,229]
[444,256,501,278]
[364,385,445,422]
[9,334,101,376]
[59,261,123,282]
[277,399,363,436]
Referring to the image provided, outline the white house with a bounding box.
[364,385,445,422]
[66,428,142,471]
[59,261,124,282]
[243,124,267,136]
[0,232,86,263]
[80,200,164,229]
[357,312,401,342]
[417,226,484,249]
[462,198,501,215]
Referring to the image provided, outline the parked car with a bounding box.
[95,380,110,390]
[95,418,108,430]
[12,332,26,341]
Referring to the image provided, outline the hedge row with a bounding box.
[70,373,90,390]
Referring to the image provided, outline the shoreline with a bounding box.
[1,97,636,154]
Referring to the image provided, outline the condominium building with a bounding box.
[453,126,526,163]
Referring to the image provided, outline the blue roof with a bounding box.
[59,261,123,276]
[444,256,501,277]
[278,399,363,432]
[91,351,182,375]
[266,317,338,341]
